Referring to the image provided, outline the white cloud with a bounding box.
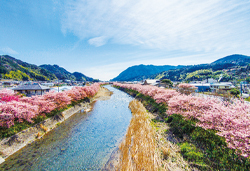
[61,0,250,52]
[88,36,107,47]
[0,47,19,55]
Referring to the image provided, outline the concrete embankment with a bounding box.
[0,87,112,164]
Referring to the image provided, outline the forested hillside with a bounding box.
[111,64,184,81]
[112,54,250,82]
[0,55,56,81]
[0,55,94,81]
[39,65,94,81]
[152,54,250,82]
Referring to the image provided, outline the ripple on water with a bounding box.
[0,85,134,171]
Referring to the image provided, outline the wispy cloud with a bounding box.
[0,47,19,55]
[61,0,250,53]
[88,36,107,47]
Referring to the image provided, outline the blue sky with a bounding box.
[1,0,250,80]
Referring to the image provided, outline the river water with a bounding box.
[0,85,133,171]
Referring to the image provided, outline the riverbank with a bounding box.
[112,85,250,170]
[104,99,192,171]
[0,87,113,164]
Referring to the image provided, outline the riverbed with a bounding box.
[0,85,134,171]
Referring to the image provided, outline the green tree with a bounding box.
[229,88,240,97]
[4,70,31,81]
[161,79,173,87]
[246,77,250,83]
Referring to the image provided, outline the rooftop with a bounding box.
[12,83,50,91]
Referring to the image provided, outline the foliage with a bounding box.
[0,83,103,138]
[245,96,250,102]
[40,64,76,80]
[168,114,250,170]
[72,72,94,81]
[186,69,213,80]
[19,65,49,81]
[177,83,197,95]
[149,54,250,82]
[114,83,250,158]
[180,142,205,165]
[0,89,20,102]
[230,88,240,97]
[4,70,31,81]
[111,64,183,81]
[0,55,57,81]
[115,83,250,169]
[161,79,173,87]
[112,55,250,82]
[246,77,250,83]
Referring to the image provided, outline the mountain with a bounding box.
[39,64,76,80]
[112,54,250,82]
[0,55,94,81]
[40,64,94,81]
[152,54,250,82]
[212,54,250,65]
[72,72,93,81]
[0,55,57,81]
[111,64,184,81]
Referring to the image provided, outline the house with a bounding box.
[207,78,217,83]
[190,83,211,92]
[12,83,51,96]
[41,82,54,87]
[143,79,160,86]
[210,82,235,93]
[2,81,12,87]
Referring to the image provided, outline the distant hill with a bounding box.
[112,54,250,82]
[111,64,184,81]
[212,54,250,65]
[0,55,57,81]
[39,64,75,80]
[40,64,93,81]
[72,72,93,81]
[0,55,94,81]
[151,54,250,82]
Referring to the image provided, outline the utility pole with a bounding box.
[240,81,243,96]
[58,80,59,92]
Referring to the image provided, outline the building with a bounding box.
[41,82,54,87]
[143,79,160,86]
[207,78,217,83]
[2,81,12,87]
[190,83,211,92]
[210,82,235,93]
[12,83,51,96]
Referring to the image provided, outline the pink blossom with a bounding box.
[114,82,250,157]
[0,83,103,128]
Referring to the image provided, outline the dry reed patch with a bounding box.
[94,87,113,101]
[118,100,161,171]
[118,99,192,171]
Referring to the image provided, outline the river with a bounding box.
[0,85,133,171]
